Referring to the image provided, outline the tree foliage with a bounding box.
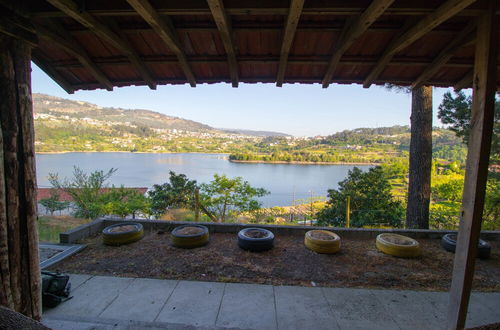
[317,167,404,227]
[200,174,269,222]
[48,166,117,219]
[438,91,499,160]
[102,186,150,219]
[39,189,70,215]
[148,171,199,217]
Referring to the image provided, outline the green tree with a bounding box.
[39,189,70,215]
[148,171,198,217]
[102,186,150,219]
[438,91,499,159]
[317,167,404,228]
[200,174,269,222]
[48,166,117,219]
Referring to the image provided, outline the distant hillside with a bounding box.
[33,93,216,132]
[219,128,291,137]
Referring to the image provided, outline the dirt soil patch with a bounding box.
[310,231,336,240]
[109,225,136,233]
[48,232,500,291]
[176,227,203,235]
[382,235,414,245]
[244,229,268,238]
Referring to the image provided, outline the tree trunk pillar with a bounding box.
[446,2,498,329]
[0,34,41,320]
[406,86,433,229]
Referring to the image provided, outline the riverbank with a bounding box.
[36,150,230,155]
[229,159,378,165]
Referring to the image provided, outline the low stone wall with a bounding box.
[59,218,500,244]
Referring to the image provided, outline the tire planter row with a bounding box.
[102,222,144,246]
[441,233,491,259]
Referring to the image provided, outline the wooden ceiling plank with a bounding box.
[46,0,157,89]
[321,0,394,88]
[31,50,74,94]
[126,0,196,87]
[207,0,239,87]
[412,21,476,89]
[35,24,113,91]
[363,0,477,88]
[276,0,305,87]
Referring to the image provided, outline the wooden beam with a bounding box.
[0,8,37,47]
[45,0,157,89]
[413,21,476,89]
[30,7,489,18]
[126,0,196,87]
[31,50,74,94]
[276,0,304,87]
[454,70,473,91]
[35,24,113,91]
[207,0,239,87]
[321,0,394,88]
[446,2,498,329]
[363,0,476,88]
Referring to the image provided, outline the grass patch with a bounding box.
[38,216,90,243]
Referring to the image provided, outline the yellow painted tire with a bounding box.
[102,222,144,246]
[171,225,209,249]
[304,230,341,254]
[376,233,421,258]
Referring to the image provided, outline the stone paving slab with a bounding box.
[274,285,339,330]
[216,283,276,330]
[44,275,134,318]
[322,287,400,330]
[42,275,500,330]
[155,280,225,327]
[99,278,178,322]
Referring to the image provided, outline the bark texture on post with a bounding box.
[447,2,497,329]
[0,35,41,320]
[406,86,433,229]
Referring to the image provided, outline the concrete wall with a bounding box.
[60,218,500,244]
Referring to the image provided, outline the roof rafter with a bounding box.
[276,0,304,87]
[363,0,477,88]
[412,21,476,89]
[207,0,239,87]
[31,50,74,94]
[35,23,113,91]
[126,0,196,87]
[454,70,473,91]
[45,0,157,89]
[321,0,394,88]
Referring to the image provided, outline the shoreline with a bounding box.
[229,159,377,165]
[36,151,230,155]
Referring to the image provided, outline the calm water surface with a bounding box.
[36,153,371,207]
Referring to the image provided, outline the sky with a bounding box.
[31,63,455,137]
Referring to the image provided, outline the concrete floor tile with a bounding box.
[216,283,276,330]
[322,287,400,330]
[99,278,178,322]
[155,280,225,327]
[275,285,339,330]
[43,275,134,318]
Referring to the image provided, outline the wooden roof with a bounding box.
[4,0,500,92]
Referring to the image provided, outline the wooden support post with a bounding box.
[195,188,200,222]
[0,34,41,320]
[446,2,498,329]
[346,196,350,228]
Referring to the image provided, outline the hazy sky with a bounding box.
[31,63,454,137]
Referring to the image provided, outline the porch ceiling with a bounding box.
[4,0,500,92]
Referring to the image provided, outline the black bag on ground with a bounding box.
[41,271,72,308]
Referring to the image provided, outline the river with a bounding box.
[36,152,372,207]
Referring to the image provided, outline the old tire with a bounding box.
[171,225,209,249]
[238,228,274,252]
[304,230,341,254]
[376,233,420,258]
[102,222,144,246]
[441,234,491,259]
